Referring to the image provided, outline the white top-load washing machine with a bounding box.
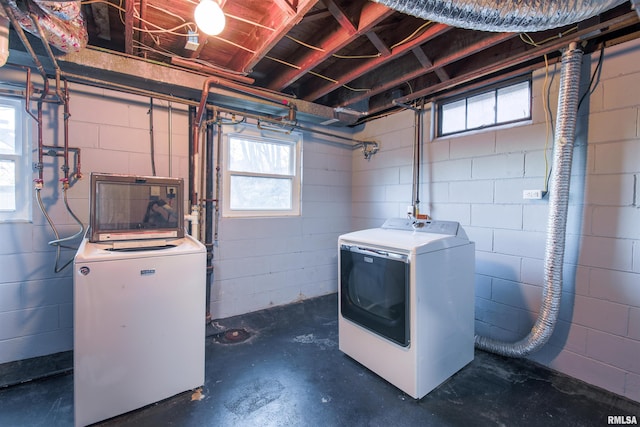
[338,218,475,399]
[73,234,206,426]
[73,173,206,426]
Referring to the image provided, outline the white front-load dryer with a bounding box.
[338,218,475,399]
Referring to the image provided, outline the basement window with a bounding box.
[437,78,531,137]
[222,125,301,217]
[0,96,30,222]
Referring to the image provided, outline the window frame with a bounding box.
[436,76,532,137]
[222,124,302,218]
[0,96,31,222]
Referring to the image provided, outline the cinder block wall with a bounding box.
[352,38,640,402]
[210,131,353,318]
[0,76,190,364]
[0,70,353,363]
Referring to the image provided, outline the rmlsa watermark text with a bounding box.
[608,415,638,425]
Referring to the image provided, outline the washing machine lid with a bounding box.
[339,218,471,253]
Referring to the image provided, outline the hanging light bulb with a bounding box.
[194,0,226,36]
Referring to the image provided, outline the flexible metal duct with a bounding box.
[475,43,583,357]
[2,0,87,52]
[372,0,627,32]
[377,0,594,357]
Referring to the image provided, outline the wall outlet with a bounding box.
[523,189,545,200]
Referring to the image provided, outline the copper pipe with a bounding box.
[2,3,50,183]
[193,76,295,167]
[170,57,255,85]
[62,80,70,183]
[29,11,63,102]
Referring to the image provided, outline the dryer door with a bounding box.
[340,244,410,347]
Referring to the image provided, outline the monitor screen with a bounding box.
[89,173,184,243]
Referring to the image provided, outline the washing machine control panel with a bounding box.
[382,218,463,237]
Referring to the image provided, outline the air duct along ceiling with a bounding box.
[1,0,87,52]
[372,0,628,32]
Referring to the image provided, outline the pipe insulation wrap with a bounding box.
[475,44,584,357]
[372,0,627,32]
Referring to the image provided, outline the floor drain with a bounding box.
[214,328,251,344]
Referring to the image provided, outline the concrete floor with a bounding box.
[1,293,638,426]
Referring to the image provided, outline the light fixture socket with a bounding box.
[185,30,199,51]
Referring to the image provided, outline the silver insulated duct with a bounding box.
[373,0,600,357]
[372,0,627,32]
[476,43,584,356]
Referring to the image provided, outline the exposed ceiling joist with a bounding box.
[303,22,451,102]
[5,0,637,126]
[268,2,395,91]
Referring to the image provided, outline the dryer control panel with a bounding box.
[381,218,467,239]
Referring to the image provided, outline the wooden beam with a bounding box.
[228,0,318,73]
[303,23,451,101]
[268,2,394,91]
[303,9,332,22]
[366,31,391,57]
[334,32,515,108]
[135,0,147,57]
[325,0,356,35]
[124,0,134,55]
[412,47,450,81]
[273,0,297,16]
[373,11,639,116]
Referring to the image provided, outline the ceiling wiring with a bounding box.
[389,21,432,50]
[266,55,301,69]
[285,22,435,60]
[81,0,197,39]
[223,12,276,32]
[267,21,440,93]
[212,36,257,53]
[131,39,249,77]
[332,52,381,59]
[286,34,381,59]
[519,26,579,47]
[265,55,370,92]
[286,35,324,52]
[307,71,369,92]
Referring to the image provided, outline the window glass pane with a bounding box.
[0,105,17,155]
[0,159,16,211]
[229,137,293,175]
[467,91,495,129]
[229,175,292,210]
[441,99,466,134]
[497,81,530,122]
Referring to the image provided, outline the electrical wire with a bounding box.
[519,26,579,47]
[82,0,197,38]
[578,43,605,110]
[542,53,551,192]
[265,55,370,92]
[269,20,435,91]
[131,39,249,77]
[389,21,432,50]
[520,27,581,192]
[543,44,605,192]
[285,35,381,59]
[332,52,381,59]
[286,35,324,52]
[286,21,433,59]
